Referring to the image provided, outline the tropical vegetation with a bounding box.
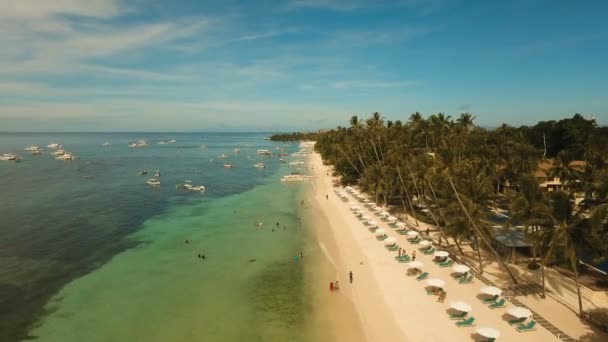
[312,112,608,317]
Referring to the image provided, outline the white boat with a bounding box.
[147,179,160,187]
[167,139,176,143]
[234,148,241,153]
[102,141,112,147]
[24,145,41,151]
[129,140,148,148]
[0,153,20,161]
[257,149,271,155]
[181,183,205,191]
[47,143,61,149]
[254,163,265,168]
[56,153,77,160]
[154,171,161,178]
[30,150,42,155]
[157,141,168,145]
[51,149,66,156]
[219,154,229,159]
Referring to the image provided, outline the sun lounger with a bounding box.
[455,317,475,327]
[489,298,506,309]
[508,317,526,326]
[408,237,420,244]
[458,276,474,284]
[482,295,498,303]
[439,259,453,267]
[516,320,536,332]
[449,311,468,320]
[423,247,436,255]
[376,234,388,241]
[416,272,429,281]
[398,256,411,263]
[398,229,409,235]
[386,244,399,251]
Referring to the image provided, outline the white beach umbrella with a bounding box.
[476,327,500,339]
[406,231,419,237]
[452,264,470,273]
[395,222,406,228]
[350,205,360,211]
[367,220,378,226]
[481,286,503,296]
[384,237,397,245]
[434,250,449,258]
[387,216,398,222]
[450,301,472,313]
[507,307,532,319]
[407,261,424,269]
[373,206,382,212]
[426,278,446,288]
[375,228,387,235]
[419,240,432,246]
[362,215,371,221]
[380,211,390,217]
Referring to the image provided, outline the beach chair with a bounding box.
[516,320,536,332]
[416,272,429,281]
[423,247,436,255]
[376,234,388,241]
[482,295,498,303]
[398,256,411,263]
[458,276,474,284]
[489,298,506,309]
[408,237,421,244]
[507,317,526,326]
[439,259,453,267]
[455,317,475,327]
[386,244,399,251]
[398,229,409,235]
[449,311,468,320]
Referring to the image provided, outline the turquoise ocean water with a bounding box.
[0,133,323,341]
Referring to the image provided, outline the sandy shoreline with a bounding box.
[306,148,560,341]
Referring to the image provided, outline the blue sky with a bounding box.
[0,0,607,131]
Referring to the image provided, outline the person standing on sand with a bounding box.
[398,248,402,257]
[412,251,416,261]
[349,271,353,284]
[426,227,430,236]
[326,194,328,200]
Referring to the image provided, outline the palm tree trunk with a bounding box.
[454,238,465,255]
[339,147,362,177]
[447,172,519,284]
[472,231,484,273]
[540,261,546,299]
[396,166,419,227]
[569,250,584,317]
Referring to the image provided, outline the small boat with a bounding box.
[257,149,271,155]
[157,141,168,145]
[56,153,77,160]
[47,143,61,149]
[234,148,241,153]
[102,141,112,147]
[279,158,285,163]
[254,163,265,168]
[168,139,176,143]
[30,150,42,155]
[139,170,148,175]
[179,182,205,191]
[280,153,289,156]
[154,171,161,178]
[51,149,66,156]
[219,154,229,159]
[24,145,41,151]
[224,164,233,169]
[1,153,20,161]
[147,179,160,187]
[129,140,148,148]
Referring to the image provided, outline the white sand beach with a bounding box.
[307,148,586,341]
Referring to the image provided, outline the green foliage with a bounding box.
[269,132,318,141]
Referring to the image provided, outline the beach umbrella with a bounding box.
[481,286,503,296]
[426,278,446,288]
[380,211,390,217]
[367,220,378,227]
[375,228,387,235]
[452,264,470,273]
[395,222,406,228]
[350,205,360,211]
[407,261,424,269]
[373,206,382,212]
[406,231,419,237]
[450,301,472,313]
[362,215,371,221]
[434,251,449,258]
[476,327,500,339]
[384,237,397,245]
[387,216,398,222]
[508,307,532,319]
[419,240,432,246]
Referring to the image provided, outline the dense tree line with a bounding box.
[314,112,608,318]
[269,132,319,141]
